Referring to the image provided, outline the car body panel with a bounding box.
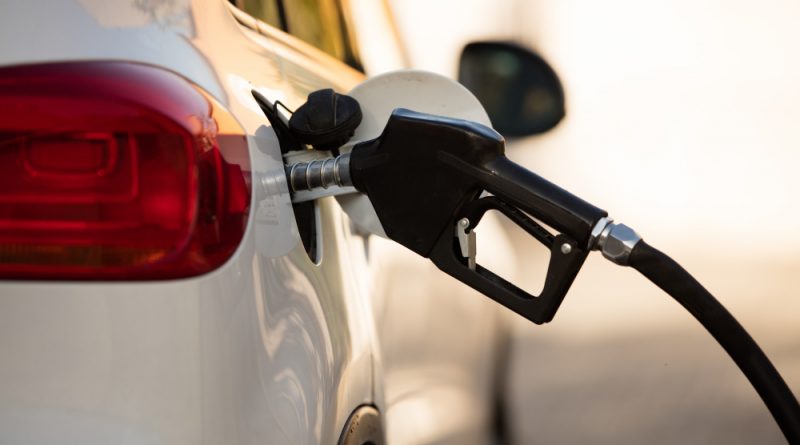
[0,1,373,443]
[0,1,508,443]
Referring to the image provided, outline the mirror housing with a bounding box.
[458,41,565,137]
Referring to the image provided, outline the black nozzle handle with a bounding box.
[347,108,605,323]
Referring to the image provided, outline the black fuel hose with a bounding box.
[628,240,800,443]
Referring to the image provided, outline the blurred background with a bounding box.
[387,0,800,443]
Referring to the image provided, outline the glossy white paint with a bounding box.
[0,1,372,443]
[0,1,508,444]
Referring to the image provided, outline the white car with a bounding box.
[0,1,562,443]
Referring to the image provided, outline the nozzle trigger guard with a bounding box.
[429,196,589,324]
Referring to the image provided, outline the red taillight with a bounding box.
[0,62,250,279]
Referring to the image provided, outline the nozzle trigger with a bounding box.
[430,196,589,324]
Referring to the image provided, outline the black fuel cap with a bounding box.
[288,88,362,152]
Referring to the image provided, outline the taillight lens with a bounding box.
[0,62,250,279]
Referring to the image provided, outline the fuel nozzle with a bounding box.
[285,108,607,324]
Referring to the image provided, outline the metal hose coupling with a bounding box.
[285,152,352,193]
[589,217,642,265]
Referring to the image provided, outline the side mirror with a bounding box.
[458,41,565,137]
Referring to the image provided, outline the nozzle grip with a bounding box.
[429,196,589,324]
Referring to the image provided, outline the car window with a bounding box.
[233,0,283,29]
[283,0,346,57]
[231,0,363,71]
